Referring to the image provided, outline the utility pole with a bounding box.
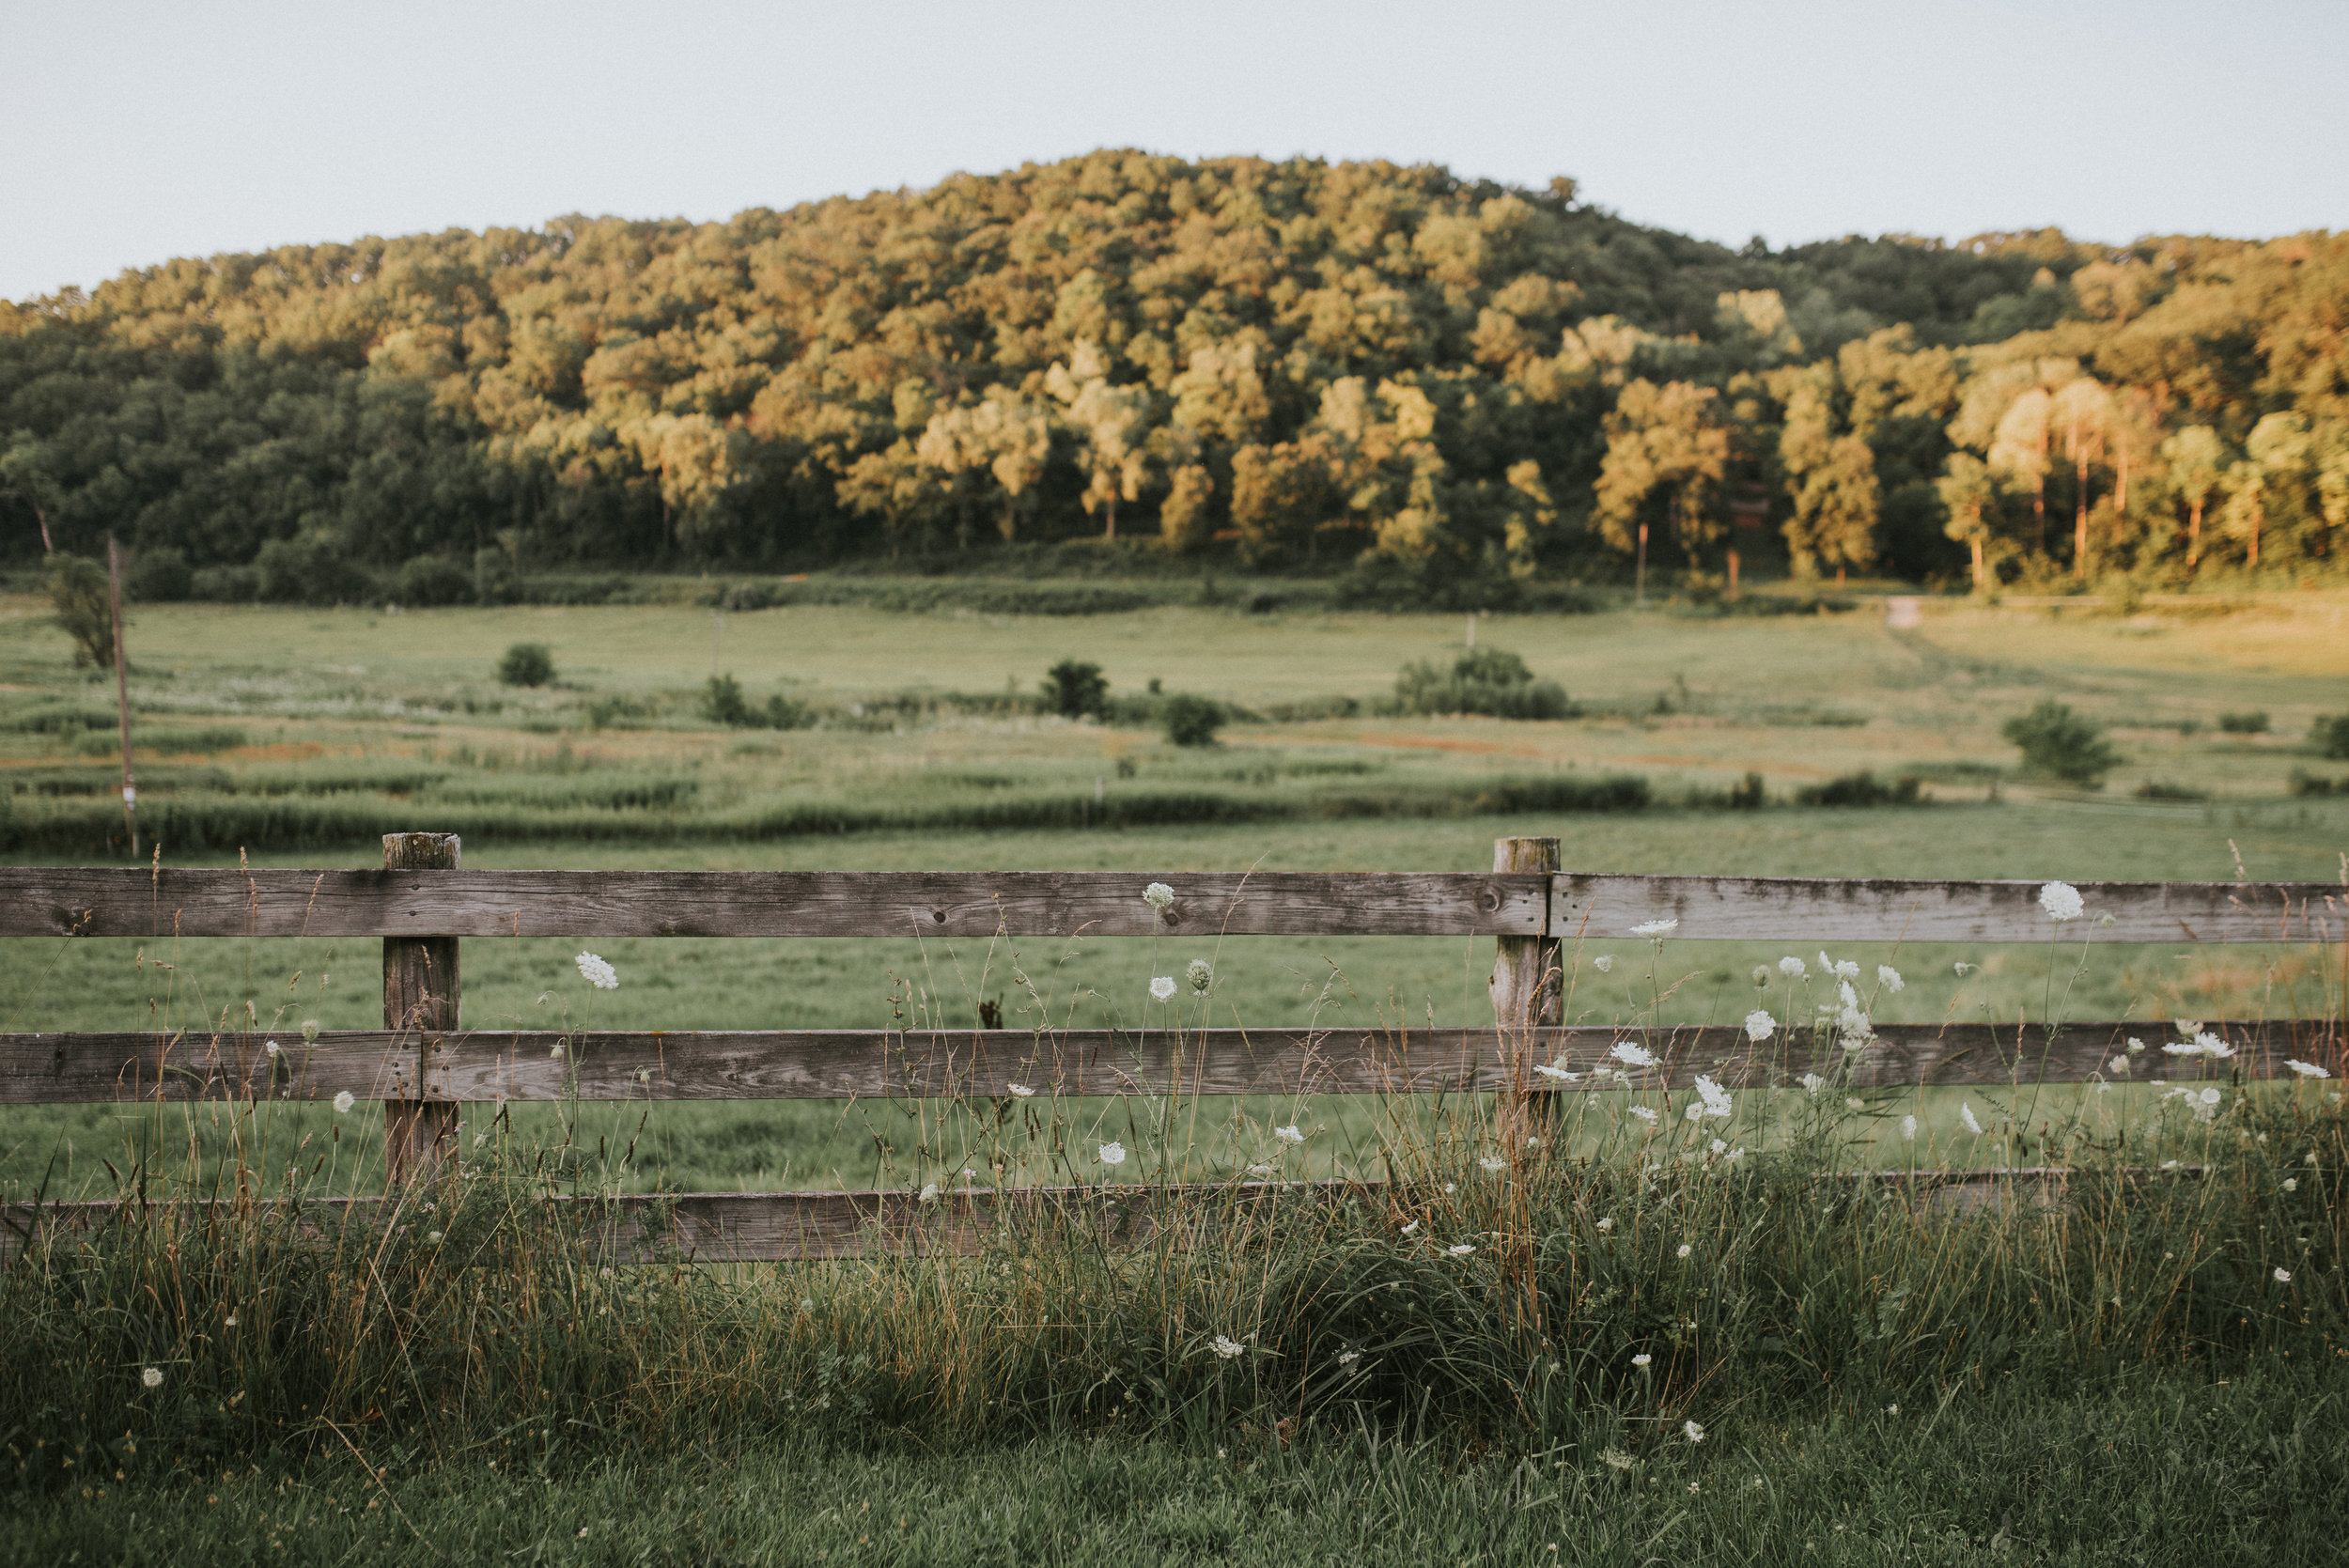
[105,536,136,857]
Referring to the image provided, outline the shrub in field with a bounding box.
[474,547,521,605]
[1794,770,1921,807]
[2312,713,2349,760]
[703,674,812,729]
[45,553,114,667]
[2217,709,2269,735]
[496,642,556,687]
[2001,699,2121,785]
[2290,768,2343,797]
[1162,693,1223,747]
[1392,648,1572,720]
[124,546,193,602]
[394,553,474,607]
[1042,659,1110,720]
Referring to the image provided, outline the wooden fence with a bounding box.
[1,834,2341,1262]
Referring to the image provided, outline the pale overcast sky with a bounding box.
[4,0,2341,303]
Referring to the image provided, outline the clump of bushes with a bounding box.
[2002,699,2121,785]
[703,674,813,730]
[1795,771,1922,807]
[2312,713,2349,760]
[1041,660,1110,720]
[125,547,193,602]
[1392,648,1572,720]
[2217,710,2269,735]
[496,643,555,688]
[394,554,474,607]
[1161,693,1223,747]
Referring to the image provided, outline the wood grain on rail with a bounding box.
[5,1020,2333,1105]
[1552,874,2347,945]
[0,869,1545,939]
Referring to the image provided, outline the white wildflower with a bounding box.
[1743,1010,1776,1043]
[224,1314,237,1327]
[1594,955,1614,972]
[1532,1062,1579,1082]
[1006,1081,1036,1098]
[1683,1420,1705,1443]
[1449,1244,1476,1256]
[1248,1163,1275,1176]
[1710,1139,1727,1155]
[549,1042,565,1058]
[1600,1449,1635,1470]
[1901,1114,1918,1141]
[2286,1060,2330,1079]
[1799,1073,1826,1094]
[574,951,618,989]
[2126,1037,2145,1055]
[1779,956,1806,979]
[1210,1334,1244,1359]
[1693,1075,1734,1118]
[1400,1220,1421,1234]
[1610,1041,1657,1068]
[1630,919,1678,938]
[2282,1178,2298,1193]
[1821,954,1859,981]
[1274,1124,1305,1145]
[1631,1353,1652,1367]
[1186,958,1213,993]
[2175,1019,2201,1036]
[1845,1096,1865,1111]
[2109,1055,2129,1074]
[141,1367,163,1389]
[426,1230,443,1244]
[1338,1349,1361,1368]
[2038,881,2084,922]
[1480,1156,1507,1172]
[1724,1146,1746,1163]
[333,1090,356,1114]
[1953,961,1974,975]
[2274,1267,2293,1284]
[1628,1105,1657,1123]
[918,1183,941,1205]
[1839,980,1859,1011]
[1143,882,1175,911]
[1149,975,1176,1001]
[2194,1032,2234,1059]
[1097,1141,1126,1166]
[265,1039,280,1058]
[1876,965,1903,992]
[1960,1102,1983,1135]
[1684,1102,1704,1123]
[300,1019,319,1044]
[1676,1243,1692,1259]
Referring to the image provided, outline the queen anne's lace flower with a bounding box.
[1693,1075,1734,1118]
[1532,1062,1579,1082]
[1630,919,1678,938]
[1479,1156,1507,1172]
[1876,965,1904,992]
[1684,1420,1705,1443]
[1631,1353,1652,1367]
[1274,1124,1305,1144]
[1448,1243,1476,1256]
[1676,1243,1693,1259]
[1007,1082,1035,1097]
[1610,1041,1657,1068]
[1097,1141,1126,1165]
[142,1367,163,1389]
[1779,956,1806,979]
[1143,883,1175,911]
[2038,881,2084,922]
[1743,1010,1776,1043]
[1901,1114,1918,1140]
[2286,1060,2331,1078]
[1149,975,1176,1001]
[1960,1102,1983,1134]
[1210,1334,1244,1359]
[2274,1267,2293,1284]
[575,952,618,989]
[918,1183,941,1205]
[1593,955,1614,972]
[334,1090,356,1114]
[1627,1105,1657,1123]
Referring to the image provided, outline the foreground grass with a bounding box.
[10,1373,2344,1564]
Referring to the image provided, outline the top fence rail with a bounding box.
[0,868,2338,944]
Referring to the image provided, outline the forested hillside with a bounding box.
[2,150,2342,601]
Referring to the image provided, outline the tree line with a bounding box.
[2,150,2342,599]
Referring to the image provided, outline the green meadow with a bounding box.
[3,586,2345,1565]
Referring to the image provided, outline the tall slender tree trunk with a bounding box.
[2188,500,2202,568]
[2074,457,2090,578]
[1968,532,1984,592]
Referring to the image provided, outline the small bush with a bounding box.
[2289,768,2342,798]
[47,553,114,667]
[703,674,813,730]
[1794,771,1922,808]
[496,643,556,688]
[2311,714,2349,760]
[395,554,474,607]
[1162,693,1224,747]
[1729,770,1766,809]
[2217,710,2269,735]
[2002,699,2122,785]
[125,547,193,602]
[1041,660,1110,720]
[1393,648,1572,720]
[2134,779,2210,801]
[254,535,379,605]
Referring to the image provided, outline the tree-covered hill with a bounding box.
[2,151,2341,601]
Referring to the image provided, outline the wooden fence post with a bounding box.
[1490,835,1561,1152]
[383,831,460,1183]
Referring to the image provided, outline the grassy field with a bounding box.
[3,586,2345,1560]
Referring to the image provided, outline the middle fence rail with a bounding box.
[0,838,2341,1261]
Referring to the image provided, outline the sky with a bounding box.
[4,0,2343,303]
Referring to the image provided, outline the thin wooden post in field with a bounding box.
[1490,835,1561,1151]
[382,831,461,1183]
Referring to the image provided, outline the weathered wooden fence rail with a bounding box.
[1,834,2341,1263]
